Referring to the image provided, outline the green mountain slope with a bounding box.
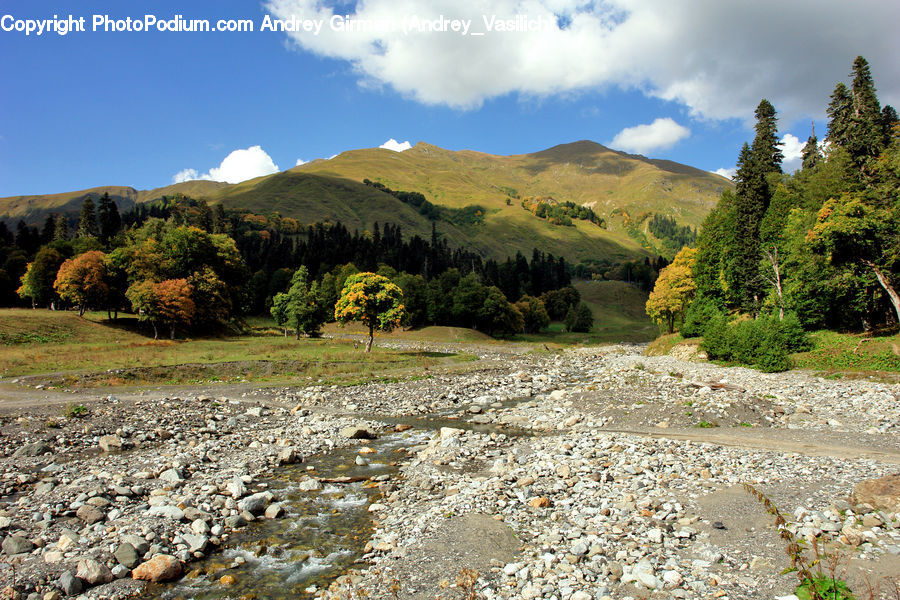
[0,140,731,263]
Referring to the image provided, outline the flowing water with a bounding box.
[147,404,532,599]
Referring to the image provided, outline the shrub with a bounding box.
[682,295,723,338]
[701,312,809,372]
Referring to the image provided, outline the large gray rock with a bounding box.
[121,534,150,556]
[182,533,208,553]
[298,478,323,492]
[76,557,113,585]
[158,468,184,483]
[14,442,52,457]
[2,534,34,555]
[76,505,105,525]
[114,543,141,568]
[238,491,273,515]
[59,571,82,596]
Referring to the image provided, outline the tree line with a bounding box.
[2,192,594,338]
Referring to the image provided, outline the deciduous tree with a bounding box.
[645,247,698,333]
[334,272,405,352]
[53,250,109,316]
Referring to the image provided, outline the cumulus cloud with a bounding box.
[780,133,806,173]
[609,118,690,154]
[173,168,200,184]
[173,146,280,184]
[380,138,412,152]
[714,167,736,180]
[265,0,899,124]
[296,158,308,166]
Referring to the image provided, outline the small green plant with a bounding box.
[45,420,60,429]
[63,403,88,418]
[743,483,860,600]
[683,400,694,407]
[697,420,717,428]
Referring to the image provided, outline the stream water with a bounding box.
[146,406,531,599]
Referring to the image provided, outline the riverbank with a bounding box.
[0,344,898,599]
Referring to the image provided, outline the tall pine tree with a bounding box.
[77,197,100,239]
[97,193,121,245]
[730,99,783,311]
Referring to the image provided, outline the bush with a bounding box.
[700,312,809,372]
[682,295,723,338]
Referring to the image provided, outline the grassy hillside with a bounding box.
[1,140,730,264]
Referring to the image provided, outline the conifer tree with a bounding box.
[826,82,852,147]
[845,56,883,177]
[801,123,820,171]
[77,197,100,238]
[730,99,783,311]
[97,193,121,245]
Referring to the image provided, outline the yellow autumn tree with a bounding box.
[646,247,698,334]
[334,272,405,352]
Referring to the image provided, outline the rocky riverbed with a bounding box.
[0,343,898,600]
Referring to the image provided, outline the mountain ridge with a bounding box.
[0,140,731,262]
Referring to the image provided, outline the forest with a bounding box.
[646,56,899,370]
[0,190,600,338]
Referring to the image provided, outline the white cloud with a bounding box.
[296,158,308,166]
[380,138,412,152]
[173,168,199,184]
[780,133,805,173]
[609,118,690,154]
[714,167,736,180]
[265,0,900,124]
[173,146,280,184]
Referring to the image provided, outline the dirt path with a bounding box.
[596,426,900,464]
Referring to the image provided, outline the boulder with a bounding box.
[158,468,184,483]
[852,474,900,512]
[14,442,51,457]
[58,571,82,596]
[339,426,376,440]
[2,535,34,555]
[238,491,273,515]
[277,447,300,465]
[121,535,149,556]
[264,503,284,519]
[98,435,123,452]
[76,558,113,585]
[114,543,141,569]
[132,555,183,582]
[226,476,246,499]
[76,505,105,525]
[298,478,323,492]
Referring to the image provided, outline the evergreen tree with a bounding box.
[826,82,852,148]
[846,56,884,177]
[77,197,100,238]
[53,214,69,241]
[731,99,783,311]
[801,123,820,171]
[882,105,899,147]
[41,214,57,244]
[97,193,121,245]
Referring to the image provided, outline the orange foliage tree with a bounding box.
[126,278,195,339]
[53,250,110,316]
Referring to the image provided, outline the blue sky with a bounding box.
[1,0,898,196]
